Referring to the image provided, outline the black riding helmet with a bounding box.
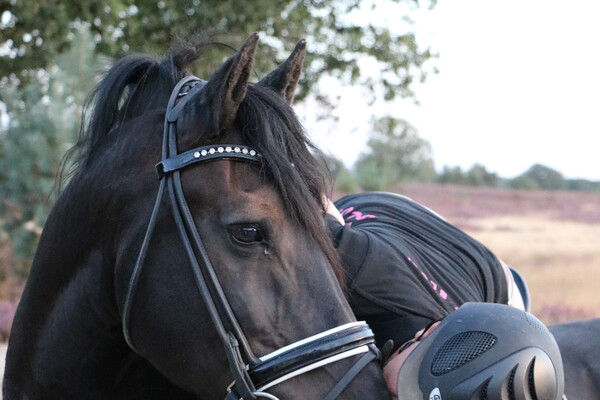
[396,302,564,400]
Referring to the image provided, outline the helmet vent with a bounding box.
[525,312,547,332]
[431,331,497,376]
[528,357,538,400]
[508,366,517,400]
[479,379,490,400]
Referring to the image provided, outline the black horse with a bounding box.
[3,34,391,400]
[550,319,600,400]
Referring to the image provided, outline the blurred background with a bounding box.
[1,0,599,346]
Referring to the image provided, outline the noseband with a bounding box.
[122,75,380,399]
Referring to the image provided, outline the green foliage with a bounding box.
[354,116,435,191]
[509,175,539,190]
[321,154,358,194]
[565,179,600,192]
[355,156,386,191]
[438,164,600,192]
[0,31,102,276]
[465,163,498,186]
[1,0,436,103]
[437,165,466,185]
[510,164,565,190]
[438,164,497,187]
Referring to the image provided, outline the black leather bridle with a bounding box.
[122,75,380,399]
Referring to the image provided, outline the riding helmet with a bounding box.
[396,302,564,400]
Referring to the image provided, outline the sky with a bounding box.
[298,0,600,181]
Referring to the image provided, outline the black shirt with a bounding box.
[327,192,508,349]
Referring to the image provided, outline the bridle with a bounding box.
[121,75,381,399]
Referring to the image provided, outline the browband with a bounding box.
[156,144,261,178]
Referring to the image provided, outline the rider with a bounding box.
[325,192,565,400]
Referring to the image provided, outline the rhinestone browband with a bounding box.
[156,144,261,178]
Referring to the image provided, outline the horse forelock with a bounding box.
[238,85,344,287]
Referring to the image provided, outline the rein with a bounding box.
[122,75,380,399]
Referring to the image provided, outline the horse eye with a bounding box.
[230,224,264,244]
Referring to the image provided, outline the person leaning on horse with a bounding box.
[325,192,566,400]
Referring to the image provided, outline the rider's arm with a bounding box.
[324,196,345,226]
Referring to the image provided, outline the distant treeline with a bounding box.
[438,163,600,192]
[328,158,600,194]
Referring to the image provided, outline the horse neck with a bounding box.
[5,130,185,397]
[5,187,117,389]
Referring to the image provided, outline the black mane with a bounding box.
[62,35,342,282]
[62,34,216,178]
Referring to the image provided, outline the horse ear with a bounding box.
[199,33,259,133]
[258,39,306,103]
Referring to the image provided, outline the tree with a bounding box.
[0,31,102,276]
[437,164,498,186]
[1,0,436,103]
[510,164,565,190]
[464,163,498,186]
[319,154,358,194]
[437,166,465,185]
[355,116,435,190]
[565,179,600,192]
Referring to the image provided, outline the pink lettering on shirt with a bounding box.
[339,207,354,217]
[352,211,377,221]
[407,256,450,303]
[339,207,377,222]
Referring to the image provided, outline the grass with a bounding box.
[463,216,600,324]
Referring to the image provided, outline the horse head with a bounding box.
[4,34,390,400]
